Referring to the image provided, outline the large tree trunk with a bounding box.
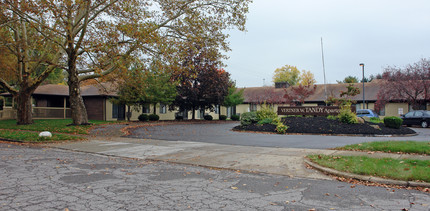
[67,52,89,125]
[16,90,33,125]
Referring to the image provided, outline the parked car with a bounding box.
[356,109,379,118]
[401,110,430,128]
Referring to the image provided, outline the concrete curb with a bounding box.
[304,159,430,188]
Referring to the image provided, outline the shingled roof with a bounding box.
[2,80,382,103]
[239,79,382,104]
[31,83,118,97]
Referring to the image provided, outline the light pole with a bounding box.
[359,63,365,109]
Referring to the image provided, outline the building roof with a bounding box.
[2,80,382,103]
[32,83,118,97]
[239,79,382,103]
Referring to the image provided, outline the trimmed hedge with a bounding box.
[384,116,403,129]
[219,115,227,120]
[231,114,240,121]
[138,114,149,122]
[204,115,213,121]
[240,112,258,126]
[149,114,160,121]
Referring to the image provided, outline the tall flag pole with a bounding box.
[321,37,327,102]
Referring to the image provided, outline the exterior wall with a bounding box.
[154,104,176,120]
[384,103,409,117]
[220,106,228,117]
[105,100,115,121]
[235,104,249,116]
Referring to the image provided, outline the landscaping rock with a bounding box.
[357,117,365,124]
[39,131,52,137]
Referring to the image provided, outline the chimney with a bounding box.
[275,82,290,89]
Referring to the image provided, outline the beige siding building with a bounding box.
[1,79,425,120]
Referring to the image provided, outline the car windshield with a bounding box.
[424,111,430,116]
[405,112,414,117]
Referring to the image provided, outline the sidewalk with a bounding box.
[49,137,430,184]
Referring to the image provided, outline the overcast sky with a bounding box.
[225,0,430,88]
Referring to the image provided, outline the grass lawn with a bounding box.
[0,130,85,142]
[0,119,113,143]
[308,155,430,183]
[0,119,109,134]
[335,141,430,155]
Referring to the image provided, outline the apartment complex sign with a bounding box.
[278,106,345,116]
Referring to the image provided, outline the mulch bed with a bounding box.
[233,116,416,136]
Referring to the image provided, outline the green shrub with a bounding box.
[383,116,403,129]
[369,117,383,124]
[337,104,358,124]
[276,122,289,134]
[327,115,337,120]
[240,112,258,126]
[272,117,281,125]
[257,118,273,125]
[219,115,227,120]
[256,103,278,121]
[175,116,183,120]
[149,114,160,121]
[231,114,240,121]
[138,114,149,122]
[204,115,213,121]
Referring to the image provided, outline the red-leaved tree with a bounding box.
[283,84,317,106]
[246,87,285,106]
[375,58,430,112]
[172,48,230,120]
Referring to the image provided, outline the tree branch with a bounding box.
[0,78,17,95]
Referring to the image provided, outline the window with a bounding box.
[378,106,386,116]
[405,112,414,118]
[4,97,13,107]
[159,104,166,114]
[142,104,150,113]
[214,105,219,114]
[249,104,257,112]
[414,111,424,117]
[227,106,236,118]
[112,103,119,118]
[112,103,125,120]
[198,109,205,119]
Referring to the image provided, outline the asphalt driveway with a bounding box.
[126,123,430,149]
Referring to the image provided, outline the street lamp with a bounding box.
[359,63,365,109]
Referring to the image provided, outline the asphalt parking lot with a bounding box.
[126,123,430,149]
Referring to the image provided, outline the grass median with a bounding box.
[307,155,430,183]
[335,141,430,155]
[0,119,112,143]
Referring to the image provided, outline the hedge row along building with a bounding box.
[1,79,428,121]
